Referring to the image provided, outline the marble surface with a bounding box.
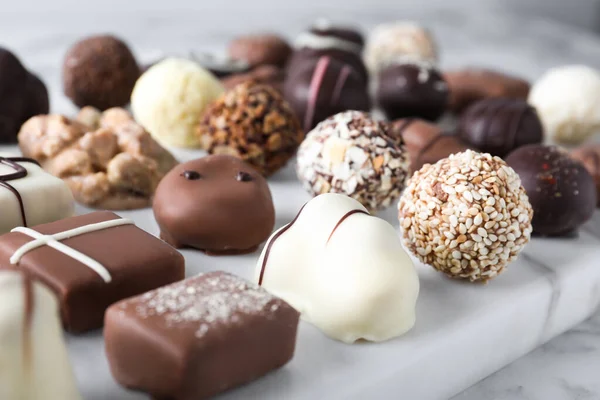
[2,1,600,399]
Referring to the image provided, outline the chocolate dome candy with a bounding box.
[63,35,140,110]
[153,155,275,254]
[571,145,600,207]
[506,145,597,236]
[284,55,370,132]
[399,150,533,282]
[458,98,544,158]
[376,62,449,122]
[297,111,410,212]
[228,34,292,68]
[198,81,303,176]
[0,48,49,143]
[391,119,470,173]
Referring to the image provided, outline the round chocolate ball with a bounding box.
[153,155,275,255]
[297,110,410,212]
[0,47,49,143]
[198,81,304,176]
[506,145,597,236]
[376,62,449,122]
[399,150,533,282]
[571,145,600,207]
[63,35,140,110]
[391,118,470,173]
[228,34,292,68]
[284,55,370,132]
[458,98,544,158]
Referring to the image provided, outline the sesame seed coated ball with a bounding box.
[398,150,533,282]
[296,110,410,212]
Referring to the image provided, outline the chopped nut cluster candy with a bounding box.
[197,81,304,176]
[18,106,178,210]
[296,110,410,212]
[398,150,533,282]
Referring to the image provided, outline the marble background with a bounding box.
[2,0,600,399]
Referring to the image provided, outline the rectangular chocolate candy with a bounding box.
[0,211,185,333]
[105,271,300,400]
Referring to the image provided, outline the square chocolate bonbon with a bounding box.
[0,211,185,333]
[105,271,300,400]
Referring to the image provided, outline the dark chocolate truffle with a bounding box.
[571,145,600,207]
[0,48,49,143]
[458,98,544,158]
[228,34,292,68]
[284,55,370,132]
[391,118,470,173]
[198,81,304,176]
[505,144,597,236]
[444,68,530,114]
[153,155,276,254]
[376,62,449,122]
[63,35,140,110]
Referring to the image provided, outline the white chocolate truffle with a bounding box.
[255,193,419,343]
[0,270,81,400]
[364,22,437,74]
[131,58,225,148]
[296,111,410,212]
[0,155,74,234]
[528,65,600,145]
[398,150,533,282]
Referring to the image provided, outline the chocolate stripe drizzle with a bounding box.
[304,56,331,132]
[0,157,40,227]
[258,205,370,286]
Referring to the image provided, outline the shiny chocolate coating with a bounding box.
[153,155,275,254]
[505,144,597,236]
[228,34,292,68]
[458,98,544,158]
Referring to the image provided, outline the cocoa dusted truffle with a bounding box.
[376,62,449,122]
[63,35,140,110]
[458,98,544,158]
[391,118,470,173]
[297,111,410,212]
[444,68,530,114]
[0,47,49,143]
[571,145,600,207]
[153,155,275,254]
[198,81,304,176]
[228,33,292,68]
[284,55,370,132]
[506,144,597,236]
[399,150,533,282]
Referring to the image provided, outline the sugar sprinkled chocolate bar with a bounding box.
[0,211,185,333]
[105,271,300,400]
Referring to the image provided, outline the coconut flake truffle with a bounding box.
[297,111,410,212]
[398,150,533,282]
[198,81,304,176]
[364,22,438,74]
[528,65,600,145]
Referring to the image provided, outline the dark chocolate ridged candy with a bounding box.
[571,144,600,207]
[458,98,543,158]
[284,55,370,132]
[376,63,449,122]
[505,144,596,236]
[391,118,470,173]
[0,48,49,143]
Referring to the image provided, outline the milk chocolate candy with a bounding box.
[0,211,185,333]
[105,271,299,400]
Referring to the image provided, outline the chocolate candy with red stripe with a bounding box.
[284,55,370,132]
[458,98,544,158]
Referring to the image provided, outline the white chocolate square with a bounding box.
[0,155,74,234]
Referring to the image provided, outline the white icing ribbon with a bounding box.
[294,32,363,55]
[10,218,135,283]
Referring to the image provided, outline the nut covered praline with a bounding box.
[297,110,410,212]
[398,150,533,282]
[153,155,275,254]
[198,81,304,176]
